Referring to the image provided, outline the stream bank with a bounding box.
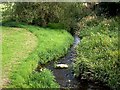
[37,35,111,90]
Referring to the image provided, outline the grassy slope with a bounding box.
[2,27,37,68]
[74,16,119,89]
[2,24,74,88]
[2,26,38,86]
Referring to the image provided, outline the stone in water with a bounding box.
[55,64,68,69]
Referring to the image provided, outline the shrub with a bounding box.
[74,17,119,89]
[47,23,65,29]
[79,17,118,38]
[94,2,120,17]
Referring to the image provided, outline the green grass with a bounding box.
[25,25,74,64]
[2,23,74,88]
[2,27,37,67]
[2,26,38,86]
[28,69,59,88]
[74,17,119,89]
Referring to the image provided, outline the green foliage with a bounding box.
[94,2,120,17]
[1,3,14,21]
[3,2,65,26]
[47,23,64,29]
[79,16,118,38]
[29,69,59,88]
[2,20,26,27]
[2,3,89,34]
[19,24,74,64]
[60,3,91,34]
[74,17,119,89]
[2,23,73,88]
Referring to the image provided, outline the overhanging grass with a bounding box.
[2,23,74,88]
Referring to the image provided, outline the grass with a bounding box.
[2,26,38,86]
[2,27,37,67]
[2,22,74,88]
[74,16,119,89]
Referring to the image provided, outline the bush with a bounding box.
[94,2,120,17]
[47,23,65,29]
[2,3,91,34]
[79,17,118,38]
[74,17,119,89]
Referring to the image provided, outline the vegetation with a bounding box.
[94,2,120,17]
[1,2,120,89]
[28,69,59,88]
[2,3,89,34]
[74,16,119,89]
[2,26,37,86]
[2,23,73,88]
[2,26,37,67]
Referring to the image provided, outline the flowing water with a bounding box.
[39,35,111,90]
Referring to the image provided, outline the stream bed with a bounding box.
[40,35,111,90]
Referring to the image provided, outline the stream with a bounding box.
[39,35,111,90]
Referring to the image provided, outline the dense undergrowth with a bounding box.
[2,2,120,89]
[2,22,74,88]
[74,16,119,89]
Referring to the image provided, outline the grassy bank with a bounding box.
[2,23,74,88]
[2,26,38,86]
[74,16,119,89]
